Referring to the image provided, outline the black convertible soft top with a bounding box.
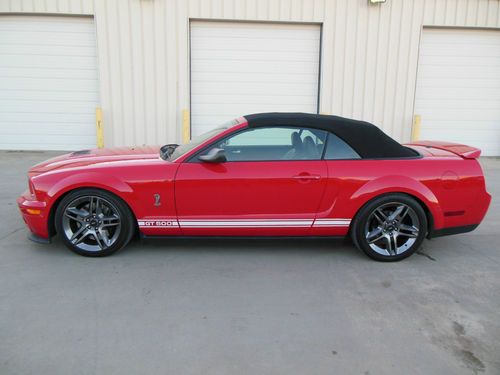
[244,112,417,159]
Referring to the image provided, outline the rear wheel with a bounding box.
[351,194,427,261]
[55,189,135,257]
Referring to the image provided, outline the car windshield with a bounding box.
[167,118,241,160]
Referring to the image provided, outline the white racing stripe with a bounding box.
[313,218,351,227]
[180,220,313,227]
[138,218,351,229]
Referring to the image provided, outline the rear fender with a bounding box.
[350,175,445,230]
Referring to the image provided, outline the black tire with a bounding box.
[55,188,135,257]
[351,193,428,262]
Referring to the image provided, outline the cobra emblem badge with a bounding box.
[153,193,161,207]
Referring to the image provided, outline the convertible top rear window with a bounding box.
[324,133,361,160]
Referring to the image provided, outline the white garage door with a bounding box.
[190,21,321,136]
[414,28,500,156]
[0,16,99,150]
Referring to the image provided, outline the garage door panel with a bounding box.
[192,103,315,116]
[421,122,500,132]
[0,54,97,69]
[420,128,500,149]
[0,112,94,123]
[0,17,95,31]
[419,29,500,45]
[2,100,97,114]
[415,98,500,110]
[190,81,318,96]
[191,39,319,54]
[191,60,318,75]
[0,77,98,91]
[191,94,317,106]
[0,133,96,144]
[416,108,500,121]
[417,78,500,89]
[416,65,500,79]
[190,23,319,38]
[0,135,96,149]
[0,122,98,136]
[193,102,305,115]
[1,37,96,48]
[0,30,96,47]
[0,90,101,102]
[418,55,500,67]
[0,43,97,57]
[415,86,500,100]
[0,15,98,150]
[190,49,318,63]
[190,21,320,136]
[415,28,500,156]
[191,72,318,84]
[419,43,500,58]
[0,66,97,80]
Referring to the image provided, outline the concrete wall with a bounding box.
[2,0,500,147]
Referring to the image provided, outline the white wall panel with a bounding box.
[1,0,499,150]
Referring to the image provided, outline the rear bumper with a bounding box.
[28,232,51,244]
[431,188,491,238]
[428,224,479,239]
[17,191,50,240]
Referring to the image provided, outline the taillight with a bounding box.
[28,178,35,196]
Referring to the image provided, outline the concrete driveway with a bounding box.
[1,151,499,375]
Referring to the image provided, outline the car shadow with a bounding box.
[29,233,446,263]
[127,236,367,258]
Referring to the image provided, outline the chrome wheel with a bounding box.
[62,195,122,252]
[364,202,420,256]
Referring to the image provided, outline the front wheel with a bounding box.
[55,189,135,257]
[351,194,428,261]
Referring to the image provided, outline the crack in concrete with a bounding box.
[416,250,437,261]
[0,227,24,241]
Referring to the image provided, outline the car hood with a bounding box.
[29,146,161,177]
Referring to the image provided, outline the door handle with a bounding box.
[293,174,321,180]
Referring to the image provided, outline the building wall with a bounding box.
[2,0,500,147]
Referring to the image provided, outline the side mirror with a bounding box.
[198,148,227,163]
[159,143,179,160]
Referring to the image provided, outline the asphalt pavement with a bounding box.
[1,151,499,375]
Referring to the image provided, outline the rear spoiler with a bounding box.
[408,140,481,159]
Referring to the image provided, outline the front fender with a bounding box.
[34,171,135,217]
[350,175,444,229]
[47,172,133,197]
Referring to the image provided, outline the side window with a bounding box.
[207,126,327,161]
[225,127,293,146]
[324,133,361,160]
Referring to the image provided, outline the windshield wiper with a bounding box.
[160,144,179,160]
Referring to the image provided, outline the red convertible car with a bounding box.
[17,113,491,261]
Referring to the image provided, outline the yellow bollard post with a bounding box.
[412,114,421,141]
[182,109,191,144]
[96,107,104,148]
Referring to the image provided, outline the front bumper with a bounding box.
[17,191,50,240]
